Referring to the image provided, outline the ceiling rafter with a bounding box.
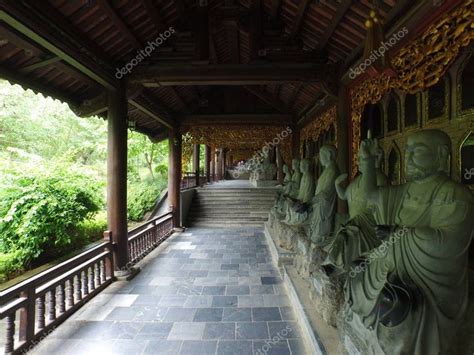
[97,0,142,49]
[288,0,310,40]
[317,0,353,50]
[243,85,289,114]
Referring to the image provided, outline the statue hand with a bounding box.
[359,138,378,159]
[375,225,396,240]
[335,173,348,186]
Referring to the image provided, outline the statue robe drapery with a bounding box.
[309,163,338,243]
[348,174,473,355]
[325,171,388,270]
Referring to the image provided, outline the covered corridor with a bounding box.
[29,226,308,355]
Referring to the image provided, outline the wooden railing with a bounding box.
[127,211,174,265]
[181,171,197,189]
[181,172,216,189]
[0,240,114,354]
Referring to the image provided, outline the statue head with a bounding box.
[300,159,311,174]
[405,129,451,181]
[319,145,337,167]
[292,159,300,171]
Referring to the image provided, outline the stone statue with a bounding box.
[257,151,277,180]
[308,145,339,244]
[323,144,388,271]
[346,130,473,355]
[287,159,302,198]
[272,159,301,217]
[282,164,292,186]
[282,159,315,225]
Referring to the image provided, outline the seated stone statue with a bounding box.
[282,164,292,188]
[308,145,339,244]
[272,159,301,217]
[346,130,473,355]
[323,144,388,271]
[255,151,277,181]
[281,159,315,225]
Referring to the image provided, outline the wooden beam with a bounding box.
[317,0,352,50]
[72,92,108,117]
[96,0,142,49]
[243,85,288,114]
[0,64,76,105]
[128,94,175,129]
[18,57,62,72]
[269,0,282,21]
[193,0,209,62]
[20,0,113,68]
[174,0,189,30]
[288,0,310,40]
[132,63,334,86]
[224,20,240,64]
[141,0,177,50]
[286,82,302,110]
[249,0,263,60]
[0,8,117,90]
[343,0,415,70]
[297,95,337,128]
[182,114,292,126]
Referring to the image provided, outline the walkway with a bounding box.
[29,227,308,354]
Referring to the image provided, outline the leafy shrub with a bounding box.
[0,251,23,283]
[71,211,108,248]
[0,172,104,269]
[128,179,166,222]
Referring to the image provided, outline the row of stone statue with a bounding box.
[269,130,473,355]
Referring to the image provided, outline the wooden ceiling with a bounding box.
[0,0,414,141]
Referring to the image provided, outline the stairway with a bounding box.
[187,185,278,228]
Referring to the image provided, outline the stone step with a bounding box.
[191,203,275,208]
[195,194,276,199]
[188,213,270,218]
[189,222,265,228]
[188,186,276,227]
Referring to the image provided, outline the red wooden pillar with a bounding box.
[205,145,211,183]
[291,128,300,160]
[107,84,129,272]
[168,129,182,227]
[216,148,223,180]
[193,143,200,186]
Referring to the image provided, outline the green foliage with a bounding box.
[0,171,104,268]
[0,80,168,281]
[0,251,23,283]
[128,179,167,222]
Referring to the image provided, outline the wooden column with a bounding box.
[168,129,182,227]
[193,143,200,186]
[291,128,300,160]
[217,148,224,180]
[336,84,350,214]
[205,145,211,182]
[107,84,129,271]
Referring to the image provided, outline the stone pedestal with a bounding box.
[293,234,344,327]
[266,212,301,251]
[250,179,278,187]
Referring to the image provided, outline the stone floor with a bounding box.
[29,227,309,355]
